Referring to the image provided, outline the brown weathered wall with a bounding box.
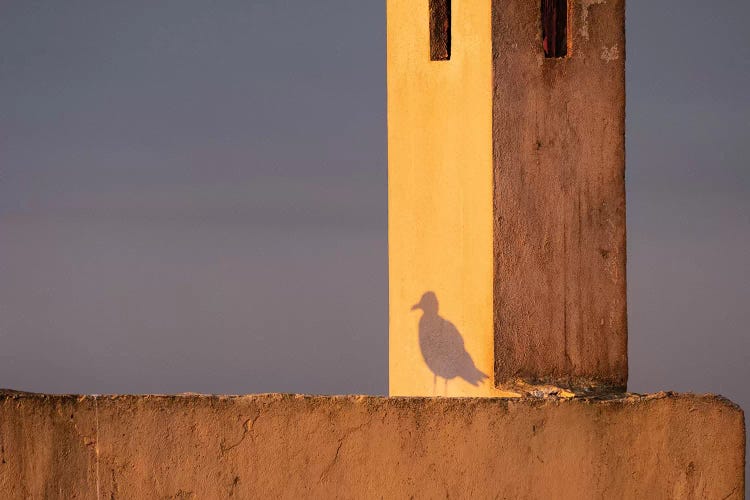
[0,392,743,499]
[493,0,627,388]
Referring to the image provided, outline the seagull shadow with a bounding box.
[411,291,489,395]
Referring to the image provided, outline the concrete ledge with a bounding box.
[0,391,744,498]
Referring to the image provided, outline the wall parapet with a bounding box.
[0,391,744,498]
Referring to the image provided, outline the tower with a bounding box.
[388,0,626,396]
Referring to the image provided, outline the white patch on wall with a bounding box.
[601,45,619,62]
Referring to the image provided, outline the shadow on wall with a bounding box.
[411,291,488,395]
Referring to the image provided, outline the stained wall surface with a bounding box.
[492,0,627,389]
[0,392,744,499]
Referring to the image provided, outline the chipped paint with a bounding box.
[513,381,577,398]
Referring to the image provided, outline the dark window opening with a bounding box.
[430,0,451,61]
[542,0,568,58]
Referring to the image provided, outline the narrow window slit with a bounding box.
[542,0,568,58]
[429,0,450,60]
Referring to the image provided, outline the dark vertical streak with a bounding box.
[563,221,571,369]
[430,0,451,60]
[542,0,568,58]
[577,190,583,370]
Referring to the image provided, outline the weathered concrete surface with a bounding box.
[0,392,743,499]
[492,0,627,389]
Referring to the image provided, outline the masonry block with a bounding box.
[0,392,743,498]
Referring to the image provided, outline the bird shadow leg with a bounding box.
[432,374,437,396]
[444,378,448,396]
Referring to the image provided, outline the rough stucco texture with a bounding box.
[493,0,628,388]
[0,392,743,498]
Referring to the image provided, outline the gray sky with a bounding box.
[0,0,747,420]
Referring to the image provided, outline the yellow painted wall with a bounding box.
[388,0,510,397]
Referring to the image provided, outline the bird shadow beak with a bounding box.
[410,303,419,311]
